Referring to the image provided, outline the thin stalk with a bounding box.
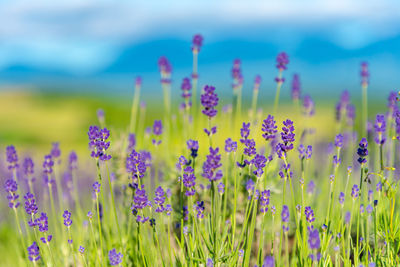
[273,71,283,114]
[129,83,141,133]
[362,84,368,137]
[95,195,103,265]
[105,163,122,247]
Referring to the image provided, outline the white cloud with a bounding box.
[0,0,399,73]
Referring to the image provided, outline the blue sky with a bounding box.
[0,0,399,97]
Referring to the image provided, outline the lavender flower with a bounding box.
[252,154,267,177]
[43,155,54,177]
[303,95,315,116]
[240,122,251,143]
[241,140,255,159]
[345,211,351,224]
[68,151,78,170]
[63,210,72,227]
[108,248,123,266]
[263,256,275,267]
[366,204,373,214]
[339,192,345,205]
[206,258,214,267]
[335,134,344,148]
[357,138,368,164]
[195,201,205,219]
[127,133,136,152]
[153,120,163,136]
[291,74,301,101]
[154,186,166,212]
[307,180,316,195]
[232,59,243,90]
[261,115,277,141]
[225,138,237,153]
[97,109,105,125]
[192,34,203,53]
[253,75,262,91]
[24,192,38,216]
[131,186,151,223]
[6,145,19,170]
[183,166,196,196]
[388,91,398,115]
[36,212,49,233]
[93,182,101,195]
[51,142,61,159]
[202,147,223,182]
[158,56,172,84]
[305,206,315,223]
[187,139,199,158]
[181,77,192,106]
[351,185,360,199]
[259,190,270,213]
[79,246,85,254]
[217,182,225,194]
[281,205,289,223]
[27,242,40,262]
[126,149,147,179]
[308,227,321,250]
[374,114,386,144]
[88,126,112,161]
[5,179,20,209]
[23,157,34,176]
[274,53,289,85]
[277,119,295,158]
[360,62,369,87]
[336,90,350,122]
[201,85,219,119]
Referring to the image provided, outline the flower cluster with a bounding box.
[291,74,301,101]
[126,149,147,180]
[308,227,321,261]
[6,145,19,170]
[24,192,38,216]
[192,34,203,53]
[63,210,72,227]
[187,139,199,158]
[182,166,196,196]
[158,56,172,84]
[360,61,369,87]
[357,138,368,164]
[131,186,151,223]
[201,85,219,119]
[109,248,123,266]
[88,126,112,161]
[195,201,205,219]
[181,77,192,109]
[275,52,289,83]
[305,206,315,223]
[232,59,243,90]
[224,138,237,153]
[303,95,315,116]
[252,154,267,177]
[374,114,386,145]
[4,179,20,209]
[262,115,277,141]
[277,119,295,158]
[253,75,261,91]
[202,147,223,182]
[281,205,290,232]
[259,190,270,213]
[27,242,40,262]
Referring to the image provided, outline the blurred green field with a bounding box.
[0,90,387,153]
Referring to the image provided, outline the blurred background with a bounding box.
[0,0,399,149]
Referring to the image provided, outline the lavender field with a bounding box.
[1,32,400,267]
